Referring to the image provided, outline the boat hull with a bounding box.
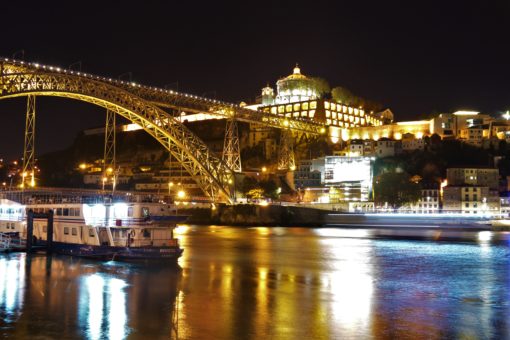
[49,241,183,262]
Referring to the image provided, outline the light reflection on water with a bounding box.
[0,226,508,339]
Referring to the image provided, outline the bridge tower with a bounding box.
[277,129,296,171]
[21,95,36,188]
[222,115,242,173]
[102,109,116,191]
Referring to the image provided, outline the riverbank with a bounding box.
[180,205,327,226]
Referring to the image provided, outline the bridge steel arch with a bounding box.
[0,61,234,203]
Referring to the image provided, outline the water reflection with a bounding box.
[0,227,509,339]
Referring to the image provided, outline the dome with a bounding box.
[275,64,319,104]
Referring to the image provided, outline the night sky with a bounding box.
[1,1,509,159]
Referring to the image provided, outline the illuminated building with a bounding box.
[257,66,384,129]
[443,168,500,214]
[430,111,491,138]
[311,156,374,202]
[374,139,402,158]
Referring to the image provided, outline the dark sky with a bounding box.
[0,1,509,159]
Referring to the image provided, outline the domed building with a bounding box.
[274,65,320,104]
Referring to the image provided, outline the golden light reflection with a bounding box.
[319,238,374,336]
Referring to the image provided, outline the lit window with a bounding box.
[327,119,331,125]
[270,107,277,114]
[325,101,330,109]
[301,111,307,117]
[343,114,348,121]
[326,110,331,118]
[302,102,309,110]
[361,118,365,125]
[331,103,336,111]
[293,112,299,117]
[354,108,359,115]
[294,103,300,111]
[348,107,353,114]
[310,101,317,109]
[64,227,69,235]
[72,228,77,236]
[309,110,315,118]
[332,112,337,119]
[286,105,292,112]
[360,110,364,117]
[89,228,95,237]
[343,105,347,113]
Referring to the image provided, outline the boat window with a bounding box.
[72,228,77,236]
[143,229,151,238]
[56,208,62,216]
[64,227,69,235]
[63,208,69,216]
[89,229,95,237]
[74,208,81,216]
[128,207,133,217]
[142,207,150,218]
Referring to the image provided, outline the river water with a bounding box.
[0,226,509,339]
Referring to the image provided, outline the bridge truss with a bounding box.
[0,58,328,202]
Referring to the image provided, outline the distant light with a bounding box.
[177,190,186,199]
[503,111,510,120]
[79,163,87,170]
[478,231,492,242]
[262,166,267,172]
[453,111,479,116]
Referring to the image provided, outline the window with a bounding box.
[473,195,477,201]
[56,208,62,216]
[310,101,317,109]
[63,208,69,216]
[302,102,309,110]
[142,207,150,218]
[64,227,69,235]
[465,203,469,208]
[278,106,284,114]
[72,228,77,236]
[89,229,95,237]
[285,104,292,112]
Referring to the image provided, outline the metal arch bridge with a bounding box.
[0,58,325,203]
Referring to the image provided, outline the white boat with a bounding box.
[0,189,187,261]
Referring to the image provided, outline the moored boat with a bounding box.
[0,189,187,262]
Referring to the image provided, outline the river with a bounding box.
[0,225,509,339]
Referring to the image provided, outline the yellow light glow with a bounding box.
[453,111,479,116]
[396,120,430,126]
[290,165,296,171]
[416,132,424,139]
[79,163,87,170]
[320,127,326,134]
[283,120,289,127]
[106,167,113,173]
[259,200,269,207]
[394,132,402,140]
[262,166,267,172]
[177,190,186,199]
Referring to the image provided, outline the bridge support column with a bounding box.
[22,95,36,188]
[222,116,242,173]
[278,129,295,171]
[103,109,116,191]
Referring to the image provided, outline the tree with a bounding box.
[246,188,264,200]
[260,179,279,200]
[374,172,421,209]
[331,86,357,106]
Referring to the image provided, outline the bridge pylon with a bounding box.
[278,129,296,171]
[102,109,116,191]
[222,115,242,173]
[21,95,36,188]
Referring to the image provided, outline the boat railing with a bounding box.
[0,233,11,250]
[0,188,167,205]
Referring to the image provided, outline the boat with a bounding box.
[0,189,187,262]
